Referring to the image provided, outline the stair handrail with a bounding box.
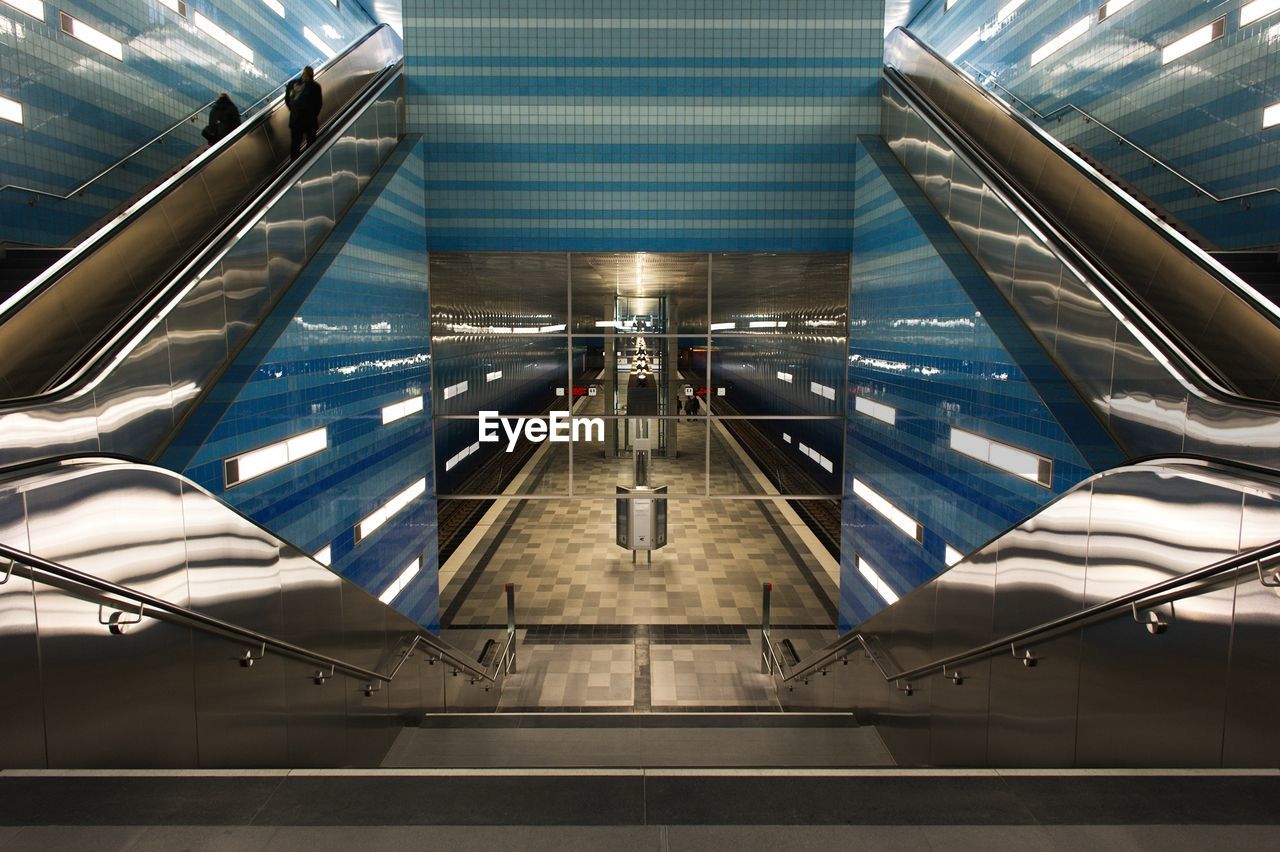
[956,60,1280,206]
[0,539,496,689]
[781,537,1280,689]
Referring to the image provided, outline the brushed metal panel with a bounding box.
[163,265,230,408]
[1184,393,1280,466]
[945,157,985,251]
[1052,276,1117,418]
[329,128,362,219]
[921,128,956,218]
[1221,490,1280,766]
[263,187,308,301]
[181,480,288,767]
[928,544,997,766]
[1010,230,1063,353]
[339,581,395,767]
[974,189,1020,299]
[25,466,198,767]
[300,156,338,259]
[880,584,935,767]
[1105,329,1189,457]
[1075,469,1240,766]
[93,329,176,459]
[220,223,273,356]
[0,490,46,768]
[0,391,102,468]
[278,550,348,767]
[986,486,1091,766]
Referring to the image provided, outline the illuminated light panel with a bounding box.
[304,25,337,59]
[225,426,326,486]
[777,371,793,383]
[1097,0,1137,22]
[381,394,423,425]
[855,395,897,426]
[378,557,420,604]
[858,556,900,604]
[313,545,331,566]
[194,12,253,62]
[709,322,736,331]
[485,370,503,382]
[59,12,124,61]
[782,433,792,443]
[0,95,22,126]
[2,0,44,21]
[445,442,480,472]
[1241,0,1280,27]
[1265,102,1280,129]
[442,380,468,400]
[1031,16,1090,66]
[539,324,566,333]
[949,426,1053,487]
[810,382,836,400]
[945,544,964,567]
[1161,17,1225,64]
[357,478,425,542]
[947,29,982,63]
[853,478,923,543]
[261,0,284,18]
[997,0,1026,23]
[157,0,186,17]
[946,0,960,8]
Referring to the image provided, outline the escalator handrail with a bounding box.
[0,538,497,686]
[888,26,1280,330]
[881,65,1243,404]
[883,27,1280,408]
[0,76,293,204]
[780,466,1280,687]
[0,23,396,321]
[0,30,402,406]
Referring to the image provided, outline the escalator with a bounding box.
[765,29,1280,767]
[0,24,404,467]
[878,26,1280,470]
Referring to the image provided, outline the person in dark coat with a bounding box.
[285,65,323,159]
[202,93,240,146]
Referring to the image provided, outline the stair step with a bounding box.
[384,714,892,768]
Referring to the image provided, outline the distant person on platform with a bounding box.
[286,66,323,160]
[202,93,240,147]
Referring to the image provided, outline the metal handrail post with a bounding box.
[505,582,517,674]
[761,581,773,674]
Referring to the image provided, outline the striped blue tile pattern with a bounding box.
[171,138,440,630]
[403,0,885,251]
[0,0,377,246]
[840,138,1117,628]
[907,0,1280,250]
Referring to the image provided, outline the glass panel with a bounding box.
[709,417,843,497]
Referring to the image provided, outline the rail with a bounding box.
[0,540,499,692]
[779,538,1280,691]
[957,60,1280,206]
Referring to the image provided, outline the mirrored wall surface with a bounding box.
[430,252,849,501]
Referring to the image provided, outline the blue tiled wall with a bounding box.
[840,137,1119,628]
[167,137,440,629]
[0,0,377,246]
[907,0,1280,250]
[403,0,885,251]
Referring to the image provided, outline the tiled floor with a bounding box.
[649,642,777,709]
[441,389,838,629]
[498,643,635,709]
